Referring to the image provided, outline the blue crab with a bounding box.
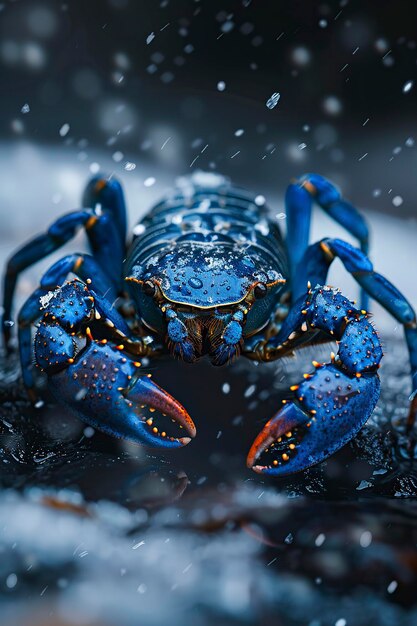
[2,172,417,475]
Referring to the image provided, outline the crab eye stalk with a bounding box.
[143,280,156,297]
[254,283,268,299]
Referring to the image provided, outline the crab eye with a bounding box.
[143,280,156,297]
[254,283,268,299]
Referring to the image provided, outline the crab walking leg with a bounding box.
[2,207,124,349]
[296,238,417,430]
[286,173,369,308]
[39,253,118,301]
[246,285,382,476]
[82,175,128,244]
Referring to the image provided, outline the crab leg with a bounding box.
[2,178,126,349]
[285,173,369,307]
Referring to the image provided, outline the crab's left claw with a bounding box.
[43,340,196,449]
[118,373,196,447]
[247,364,380,476]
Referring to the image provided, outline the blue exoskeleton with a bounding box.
[2,172,417,475]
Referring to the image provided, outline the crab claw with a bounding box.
[247,364,381,476]
[119,374,196,447]
[46,341,196,449]
[247,404,311,476]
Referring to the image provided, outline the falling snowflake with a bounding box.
[266,92,280,109]
[59,123,70,137]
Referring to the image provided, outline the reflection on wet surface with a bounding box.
[0,337,417,625]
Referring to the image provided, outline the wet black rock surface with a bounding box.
[0,336,417,626]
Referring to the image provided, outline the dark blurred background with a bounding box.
[0,0,416,216]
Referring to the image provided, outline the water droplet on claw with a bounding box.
[188,277,203,289]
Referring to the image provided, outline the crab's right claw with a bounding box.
[246,404,311,476]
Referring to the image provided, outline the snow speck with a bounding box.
[6,573,17,589]
[387,580,398,594]
[124,161,136,171]
[315,533,326,547]
[356,480,372,491]
[112,151,124,162]
[402,80,414,94]
[244,384,256,398]
[298,142,307,150]
[405,137,414,147]
[144,176,156,187]
[322,95,342,116]
[89,162,100,174]
[359,531,372,548]
[146,32,155,45]
[59,123,70,137]
[319,19,328,28]
[373,467,387,475]
[217,80,226,92]
[335,620,347,626]
[266,92,280,109]
[234,128,244,137]
[392,195,403,207]
[21,103,30,114]
[254,195,266,206]
[222,382,231,394]
[133,223,146,236]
